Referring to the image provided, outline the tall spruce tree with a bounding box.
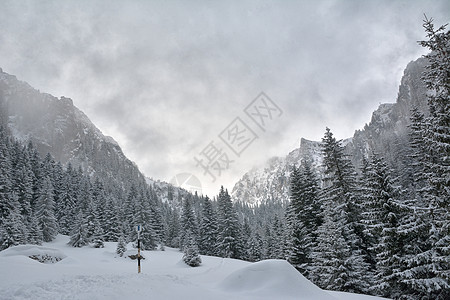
[199,195,218,256]
[180,195,198,250]
[314,128,372,293]
[216,186,243,259]
[360,152,405,297]
[36,176,57,242]
[397,17,450,299]
[0,193,27,249]
[286,161,322,276]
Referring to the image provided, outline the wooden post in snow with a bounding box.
[136,225,142,273]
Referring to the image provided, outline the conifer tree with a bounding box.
[0,127,12,223]
[183,233,202,267]
[396,17,450,299]
[360,152,405,297]
[245,232,263,262]
[0,193,27,249]
[116,233,127,257]
[313,128,372,292]
[27,211,43,245]
[165,208,181,248]
[68,212,90,247]
[36,176,57,242]
[103,196,120,241]
[216,186,243,259]
[56,164,76,234]
[286,161,322,276]
[180,195,198,250]
[199,195,218,256]
[310,207,368,293]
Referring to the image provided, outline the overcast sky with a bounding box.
[0,0,448,196]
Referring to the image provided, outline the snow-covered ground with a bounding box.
[0,236,389,300]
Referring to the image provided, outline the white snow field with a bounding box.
[0,235,389,300]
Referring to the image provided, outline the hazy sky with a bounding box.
[0,0,448,196]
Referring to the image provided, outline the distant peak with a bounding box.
[59,96,73,106]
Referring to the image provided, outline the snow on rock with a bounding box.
[219,259,337,300]
[0,245,67,263]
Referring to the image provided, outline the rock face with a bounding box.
[0,69,145,191]
[232,57,429,205]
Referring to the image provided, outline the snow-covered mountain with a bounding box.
[0,68,193,201]
[0,67,147,192]
[232,57,428,205]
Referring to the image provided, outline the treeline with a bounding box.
[0,129,166,250]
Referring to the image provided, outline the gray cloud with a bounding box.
[1,0,449,196]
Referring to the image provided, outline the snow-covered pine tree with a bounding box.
[183,233,202,267]
[116,232,127,257]
[396,18,450,299]
[262,222,274,259]
[56,165,76,235]
[103,195,120,241]
[419,18,450,199]
[199,195,218,256]
[27,211,43,245]
[245,231,263,262]
[271,216,285,259]
[216,186,243,259]
[123,184,138,242]
[360,152,405,297]
[11,143,34,229]
[315,127,372,293]
[36,176,58,242]
[147,187,164,247]
[286,161,322,276]
[285,201,310,274]
[135,188,157,251]
[408,107,430,195]
[68,212,90,247]
[68,176,93,248]
[165,208,181,248]
[92,226,105,248]
[180,194,198,251]
[0,126,12,224]
[310,205,369,293]
[0,193,27,250]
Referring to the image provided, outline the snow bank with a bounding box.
[0,245,67,263]
[0,237,390,300]
[219,259,337,300]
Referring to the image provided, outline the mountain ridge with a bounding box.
[0,68,153,196]
[231,57,428,205]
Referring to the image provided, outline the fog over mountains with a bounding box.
[1,56,428,204]
[232,57,428,205]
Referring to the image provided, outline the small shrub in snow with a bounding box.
[93,238,105,248]
[116,236,127,257]
[29,254,63,264]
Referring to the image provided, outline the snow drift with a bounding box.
[0,245,67,263]
[220,259,337,300]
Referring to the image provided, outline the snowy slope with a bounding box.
[0,236,389,300]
